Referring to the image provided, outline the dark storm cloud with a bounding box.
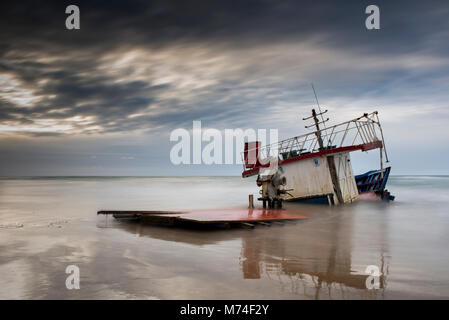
[0,54,168,133]
[0,0,448,141]
[1,0,446,50]
[0,1,448,176]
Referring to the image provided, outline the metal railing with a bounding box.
[242,111,386,170]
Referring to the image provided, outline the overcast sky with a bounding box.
[0,0,448,176]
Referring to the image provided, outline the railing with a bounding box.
[242,111,386,170]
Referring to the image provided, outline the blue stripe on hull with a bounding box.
[355,167,391,194]
[289,195,330,205]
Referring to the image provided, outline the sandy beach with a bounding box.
[1,176,449,299]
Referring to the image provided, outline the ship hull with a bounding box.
[284,166,394,205]
[355,167,394,201]
[281,151,360,205]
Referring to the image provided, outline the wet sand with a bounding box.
[1,176,449,299]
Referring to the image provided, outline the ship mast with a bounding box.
[312,108,325,150]
[303,90,344,205]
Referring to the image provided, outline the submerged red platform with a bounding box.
[97,208,308,228]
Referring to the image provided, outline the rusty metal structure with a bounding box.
[97,209,307,228]
[242,109,392,206]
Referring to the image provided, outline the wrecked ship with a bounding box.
[242,109,394,208]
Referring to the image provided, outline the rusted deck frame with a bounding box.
[242,141,382,177]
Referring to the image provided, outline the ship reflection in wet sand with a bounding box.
[239,210,388,299]
[113,204,389,300]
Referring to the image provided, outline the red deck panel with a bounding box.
[163,208,308,222]
[99,209,308,224]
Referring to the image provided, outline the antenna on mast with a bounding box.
[311,83,328,131]
[303,84,329,149]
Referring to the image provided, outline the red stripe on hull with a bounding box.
[242,142,383,177]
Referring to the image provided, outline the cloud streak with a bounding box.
[0,0,448,174]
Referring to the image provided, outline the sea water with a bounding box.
[1,176,448,299]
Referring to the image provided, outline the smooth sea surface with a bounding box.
[1,176,449,299]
